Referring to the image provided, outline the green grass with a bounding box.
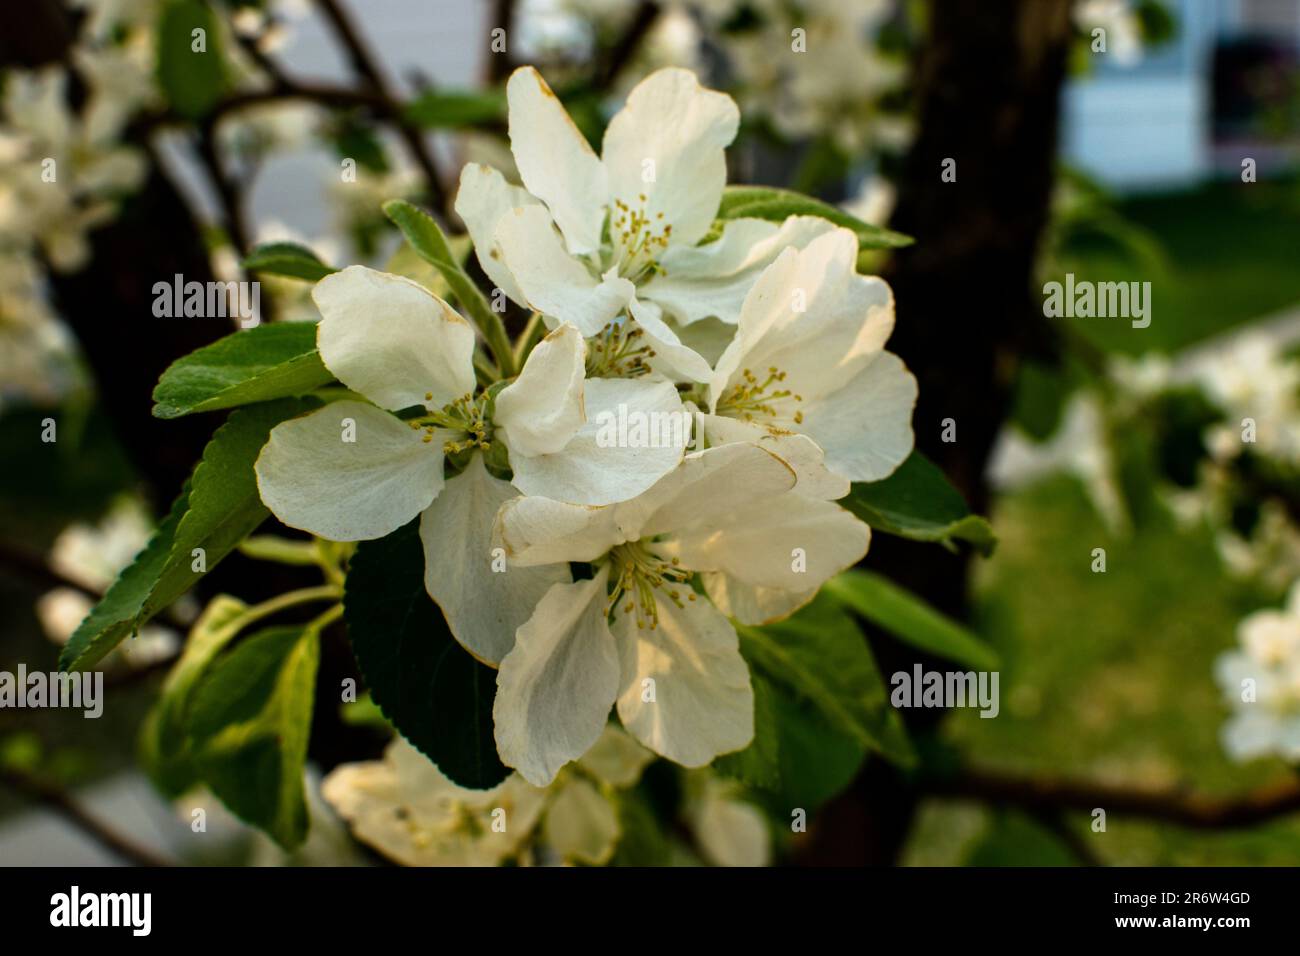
[906,477,1300,865]
[1055,176,1300,354]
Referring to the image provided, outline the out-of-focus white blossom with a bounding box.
[988,393,1127,534]
[1216,582,1300,762]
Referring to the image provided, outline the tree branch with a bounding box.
[0,768,172,867]
[313,0,449,218]
[484,0,518,84]
[592,1,660,90]
[929,765,1300,830]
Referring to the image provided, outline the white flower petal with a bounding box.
[453,162,540,306]
[800,351,917,482]
[493,205,634,336]
[642,215,837,325]
[711,229,895,407]
[419,454,571,665]
[543,776,620,865]
[494,569,621,786]
[322,738,546,866]
[1221,711,1277,762]
[509,376,689,506]
[314,266,477,411]
[637,442,796,539]
[615,594,753,767]
[495,323,586,458]
[662,492,870,598]
[675,316,738,367]
[255,401,446,541]
[628,296,714,384]
[698,412,849,499]
[702,573,818,627]
[689,778,772,867]
[506,66,607,256]
[602,68,739,251]
[495,493,630,567]
[577,724,655,787]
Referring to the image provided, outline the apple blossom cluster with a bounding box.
[320,723,769,866]
[1215,581,1300,763]
[253,66,917,787]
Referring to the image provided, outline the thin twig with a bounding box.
[0,541,100,599]
[195,117,252,256]
[592,1,660,89]
[313,0,450,217]
[0,768,172,867]
[929,765,1300,830]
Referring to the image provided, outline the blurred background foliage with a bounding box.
[4,0,1300,866]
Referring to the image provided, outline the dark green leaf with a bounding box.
[737,597,915,768]
[720,644,872,809]
[328,115,390,173]
[152,323,334,419]
[156,0,228,119]
[186,622,321,848]
[823,569,999,670]
[144,398,319,621]
[765,684,871,809]
[609,787,674,866]
[717,185,914,251]
[58,482,191,671]
[842,451,997,555]
[241,241,337,282]
[345,519,509,789]
[60,398,318,671]
[712,670,781,791]
[1008,361,1073,441]
[404,90,506,129]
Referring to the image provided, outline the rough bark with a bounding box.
[798,0,1073,866]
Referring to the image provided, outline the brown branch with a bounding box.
[195,117,252,256]
[592,1,660,90]
[0,541,100,599]
[0,768,172,867]
[313,0,449,218]
[929,766,1300,830]
[485,0,518,84]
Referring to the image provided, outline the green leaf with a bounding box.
[156,0,228,119]
[58,482,191,672]
[717,185,914,252]
[841,451,997,555]
[609,787,674,867]
[737,597,915,769]
[152,323,334,419]
[344,518,509,789]
[712,670,782,791]
[140,595,252,796]
[241,241,337,282]
[823,569,999,671]
[145,398,319,621]
[720,623,881,808]
[404,90,506,129]
[186,622,321,849]
[60,398,318,671]
[382,199,514,374]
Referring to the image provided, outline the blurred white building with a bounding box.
[1062,0,1300,191]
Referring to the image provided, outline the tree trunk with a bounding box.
[798,0,1073,866]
